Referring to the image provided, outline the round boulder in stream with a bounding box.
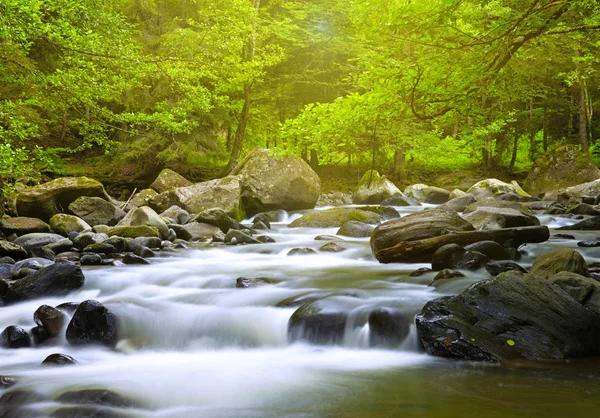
[416,271,600,361]
[288,297,355,345]
[1,326,30,349]
[66,300,118,348]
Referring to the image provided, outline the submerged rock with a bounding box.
[416,271,600,361]
[42,353,78,366]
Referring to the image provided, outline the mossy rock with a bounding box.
[49,214,92,236]
[0,217,51,236]
[107,225,160,239]
[150,169,192,194]
[288,208,383,228]
[524,146,600,196]
[466,179,530,200]
[353,170,402,204]
[130,189,158,207]
[16,177,111,222]
[530,248,589,279]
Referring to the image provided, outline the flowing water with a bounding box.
[2,206,600,417]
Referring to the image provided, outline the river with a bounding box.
[2,205,600,417]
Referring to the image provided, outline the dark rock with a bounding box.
[72,232,108,250]
[497,193,539,202]
[80,253,104,266]
[578,240,600,248]
[0,240,28,261]
[288,298,352,345]
[368,308,412,347]
[236,277,282,288]
[191,208,241,233]
[431,244,489,271]
[256,235,276,243]
[567,203,600,216]
[381,195,422,206]
[82,243,117,254]
[42,353,78,366]
[336,221,374,238]
[14,233,64,251]
[29,246,56,261]
[464,241,511,260]
[134,246,156,258]
[440,194,476,213]
[409,268,432,277]
[530,248,589,279]
[1,326,30,348]
[225,229,260,245]
[34,305,68,336]
[430,269,465,284]
[56,302,80,315]
[30,325,50,346]
[485,261,527,276]
[122,253,150,265]
[56,389,134,407]
[416,272,600,361]
[101,237,128,253]
[3,262,85,304]
[258,210,287,223]
[287,247,317,256]
[552,234,576,240]
[319,242,346,252]
[0,217,50,236]
[66,300,118,348]
[0,256,15,265]
[44,238,74,254]
[557,217,600,231]
[0,376,17,389]
[168,224,194,241]
[252,220,269,230]
[252,213,271,229]
[11,257,52,276]
[50,405,122,418]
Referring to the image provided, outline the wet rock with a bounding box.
[1,326,30,348]
[80,253,104,266]
[83,243,117,254]
[0,217,51,236]
[180,222,221,241]
[29,246,56,261]
[409,268,432,277]
[416,272,600,361]
[288,298,353,345]
[432,245,489,271]
[108,225,160,239]
[236,277,282,288]
[567,203,600,216]
[368,308,412,347]
[530,248,589,279]
[289,208,383,228]
[557,217,600,231]
[0,376,17,389]
[252,220,269,230]
[578,240,600,247]
[430,269,465,285]
[463,198,540,229]
[150,168,192,193]
[252,213,271,229]
[34,305,68,336]
[0,256,15,264]
[44,238,74,254]
[353,170,402,204]
[50,405,122,418]
[30,325,50,346]
[485,261,527,276]
[122,253,150,265]
[56,389,134,407]
[549,272,600,315]
[314,235,344,241]
[440,194,477,213]
[287,248,317,256]
[232,148,320,216]
[211,230,226,243]
[66,300,118,348]
[14,232,65,251]
[370,207,474,256]
[101,237,128,253]
[192,208,242,233]
[72,232,108,250]
[3,262,85,304]
[42,353,78,366]
[55,252,81,263]
[56,302,80,315]
[464,241,511,260]
[0,241,28,261]
[336,221,374,238]
[225,229,260,245]
[256,235,275,243]
[380,195,421,206]
[319,242,346,252]
[16,176,110,222]
[134,246,156,258]
[68,196,126,226]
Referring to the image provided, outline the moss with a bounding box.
[108,225,160,238]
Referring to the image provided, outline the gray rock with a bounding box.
[336,221,374,238]
[14,233,65,251]
[49,214,91,236]
[68,196,126,226]
[440,194,476,213]
[150,168,192,193]
[0,217,50,236]
[353,171,402,204]
[0,241,28,260]
[72,232,108,250]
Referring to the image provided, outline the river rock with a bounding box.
[289,208,382,228]
[1,326,30,349]
[191,208,242,233]
[0,217,51,236]
[2,262,85,304]
[16,177,110,222]
[44,238,74,255]
[416,271,600,361]
[231,148,321,216]
[530,248,589,279]
[557,217,600,231]
[440,194,476,213]
[118,207,169,240]
[420,186,451,204]
[319,242,346,252]
[464,241,511,260]
[337,221,374,238]
[380,195,421,206]
[150,168,192,193]
[83,242,118,254]
[288,247,317,256]
[72,232,108,250]
[524,145,600,195]
[130,189,158,207]
[14,233,65,251]
[485,261,527,276]
[66,300,118,348]
[49,214,91,236]
[403,184,428,201]
[466,179,529,200]
[0,241,28,261]
[370,207,475,256]
[566,203,600,216]
[236,277,282,288]
[368,308,412,348]
[183,222,222,241]
[463,198,540,229]
[122,253,150,265]
[431,244,489,271]
[108,225,160,239]
[548,272,600,315]
[353,170,402,204]
[68,196,127,226]
[80,253,103,266]
[225,229,260,245]
[42,353,78,366]
[288,297,354,345]
[34,305,68,336]
[160,206,190,225]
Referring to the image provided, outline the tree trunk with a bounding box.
[509,127,518,172]
[310,149,319,169]
[394,150,406,181]
[579,80,589,152]
[543,102,548,152]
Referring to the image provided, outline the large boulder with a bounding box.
[68,197,126,226]
[420,187,451,204]
[416,271,600,361]
[530,248,589,279]
[370,208,475,255]
[288,208,383,228]
[16,177,110,221]
[466,179,529,200]
[288,297,355,345]
[130,189,158,207]
[567,179,600,198]
[66,300,118,348]
[151,176,245,221]
[231,148,321,216]
[149,168,192,193]
[403,184,428,201]
[353,170,402,204]
[548,272,600,315]
[462,198,540,230]
[49,214,91,236]
[0,217,50,236]
[191,208,241,233]
[2,262,85,304]
[440,194,476,213]
[117,207,169,239]
[524,146,600,196]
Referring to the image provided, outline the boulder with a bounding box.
[287,247,317,256]
[160,206,190,225]
[368,308,412,348]
[0,241,28,261]
[319,242,346,252]
[129,189,158,207]
[353,170,402,204]
[42,353,78,366]
[403,184,428,201]
[567,179,600,198]
[431,244,490,271]
[14,233,65,250]
[463,198,539,230]
[16,177,110,221]
[440,194,476,213]
[108,226,160,239]
[49,214,91,236]
[149,168,192,193]
[524,145,600,195]
[420,187,451,204]
[34,305,68,336]
[122,253,150,265]
[72,232,108,250]
[336,221,374,238]
[2,262,85,304]
[548,272,600,315]
[191,208,241,233]
[231,148,321,216]
[380,195,421,206]
[80,253,103,266]
[1,326,30,349]
[485,261,527,276]
[466,179,529,200]
[370,208,475,256]
[464,241,511,260]
[225,229,260,245]
[66,300,118,348]
[0,217,50,236]
[416,272,600,361]
[530,248,589,279]
[68,197,126,226]
[566,203,600,216]
[288,208,382,228]
[180,222,221,241]
[288,297,354,345]
[118,207,169,240]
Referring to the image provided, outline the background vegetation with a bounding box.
[1,0,599,190]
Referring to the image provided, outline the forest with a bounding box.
[1,0,600,190]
